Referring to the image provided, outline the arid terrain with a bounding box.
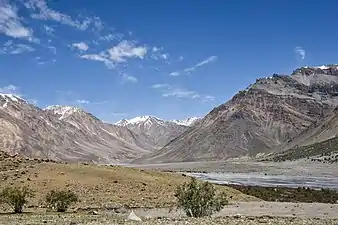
[1,151,338,224]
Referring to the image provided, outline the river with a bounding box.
[187,172,338,190]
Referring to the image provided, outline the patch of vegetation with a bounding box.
[226,184,338,204]
[0,186,34,213]
[174,177,228,217]
[45,190,78,212]
[261,137,338,162]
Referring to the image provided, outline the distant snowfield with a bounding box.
[188,172,338,190]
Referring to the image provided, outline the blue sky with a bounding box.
[1,0,338,122]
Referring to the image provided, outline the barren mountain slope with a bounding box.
[134,65,338,163]
[0,97,151,163]
[115,116,190,147]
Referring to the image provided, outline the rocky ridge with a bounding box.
[134,65,338,163]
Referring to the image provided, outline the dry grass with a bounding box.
[0,153,257,213]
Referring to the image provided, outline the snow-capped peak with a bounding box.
[44,105,83,120]
[171,117,200,126]
[0,94,26,107]
[116,115,200,127]
[115,115,163,126]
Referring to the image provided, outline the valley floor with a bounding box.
[128,158,338,176]
[2,153,338,224]
[1,203,338,225]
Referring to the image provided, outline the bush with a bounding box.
[174,177,228,217]
[0,186,34,213]
[45,190,78,212]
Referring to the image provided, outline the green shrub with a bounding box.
[174,177,228,217]
[45,190,78,212]
[0,186,34,213]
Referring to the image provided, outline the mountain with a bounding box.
[115,116,190,147]
[0,97,152,164]
[133,65,338,163]
[171,117,201,126]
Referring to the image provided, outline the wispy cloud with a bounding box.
[43,25,54,36]
[0,2,36,41]
[151,83,215,102]
[295,46,306,60]
[24,0,104,31]
[35,56,56,65]
[152,84,171,89]
[79,40,148,68]
[0,84,38,104]
[75,99,90,104]
[108,41,147,62]
[71,42,89,51]
[170,55,218,76]
[169,72,180,76]
[99,33,124,42]
[150,46,170,62]
[0,85,21,96]
[75,99,108,105]
[120,73,138,83]
[1,40,35,55]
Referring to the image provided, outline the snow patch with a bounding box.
[44,105,82,120]
[116,115,200,127]
[171,117,200,126]
[0,94,24,107]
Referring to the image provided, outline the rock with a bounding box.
[91,210,99,215]
[127,210,142,221]
[115,207,128,214]
[69,222,77,225]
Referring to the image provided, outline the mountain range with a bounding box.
[134,65,338,163]
[0,96,194,163]
[2,65,338,164]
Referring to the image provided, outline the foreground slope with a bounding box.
[135,65,338,163]
[0,97,151,163]
[0,151,255,212]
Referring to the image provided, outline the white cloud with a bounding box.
[169,72,180,76]
[170,55,217,76]
[43,25,54,35]
[151,83,214,101]
[152,84,170,89]
[24,0,104,31]
[99,33,123,42]
[0,2,35,40]
[121,73,138,83]
[0,85,21,96]
[72,42,89,51]
[295,46,306,60]
[152,46,162,52]
[202,95,215,102]
[183,67,195,73]
[161,54,168,60]
[108,41,147,62]
[76,99,90,104]
[178,56,184,62]
[162,88,200,99]
[80,53,109,62]
[195,55,217,67]
[80,41,147,68]
[36,57,56,65]
[1,41,35,55]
